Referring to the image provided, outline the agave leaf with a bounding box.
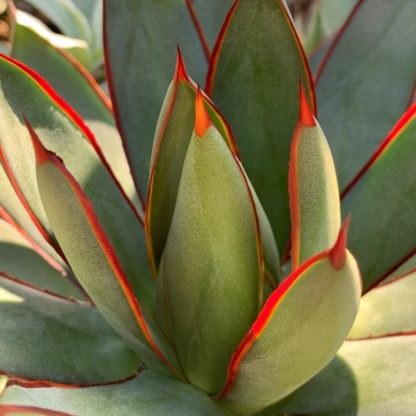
[104,0,207,202]
[382,254,416,283]
[0,54,151,304]
[342,105,416,291]
[0,372,234,416]
[0,405,72,415]
[146,52,240,274]
[29,125,182,378]
[24,0,91,43]
[9,8,89,67]
[11,9,139,211]
[219,223,361,415]
[0,220,81,298]
[316,0,416,190]
[289,85,340,269]
[206,0,315,253]
[0,273,140,384]
[0,164,64,268]
[0,376,6,395]
[261,335,416,416]
[349,271,416,339]
[157,93,267,394]
[190,0,235,50]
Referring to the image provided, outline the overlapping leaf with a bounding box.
[0,371,234,416]
[342,105,416,290]
[0,274,140,384]
[262,335,416,416]
[29,125,181,377]
[219,225,361,415]
[316,0,416,190]
[104,0,207,201]
[206,0,315,253]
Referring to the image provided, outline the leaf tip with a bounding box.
[175,47,188,82]
[24,116,63,166]
[194,86,211,137]
[329,215,351,270]
[299,79,316,127]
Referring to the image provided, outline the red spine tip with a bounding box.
[175,47,188,82]
[330,215,351,270]
[195,87,211,137]
[24,117,50,165]
[299,80,316,127]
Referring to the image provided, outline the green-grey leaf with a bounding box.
[0,219,81,298]
[157,125,261,394]
[104,0,207,200]
[34,148,180,377]
[262,336,416,416]
[316,0,416,190]
[24,0,91,43]
[0,274,140,384]
[207,0,315,253]
[349,271,416,338]
[342,108,416,290]
[0,54,151,309]
[11,10,139,211]
[221,251,361,415]
[0,371,234,416]
[290,100,340,269]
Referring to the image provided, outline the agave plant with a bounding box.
[0,0,415,415]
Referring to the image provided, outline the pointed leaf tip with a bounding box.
[299,80,316,127]
[175,47,188,82]
[194,87,211,137]
[24,117,61,165]
[330,215,351,270]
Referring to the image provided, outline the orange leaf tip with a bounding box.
[329,215,351,270]
[194,87,211,137]
[24,117,62,166]
[175,47,188,82]
[299,80,316,127]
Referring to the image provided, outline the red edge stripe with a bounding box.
[206,0,317,115]
[218,250,328,399]
[0,405,73,416]
[314,0,365,84]
[0,271,88,305]
[102,0,145,208]
[347,331,416,342]
[377,267,416,289]
[0,207,64,274]
[0,53,143,226]
[145,50,240,275]
[26,122,178,377]
[184,0,211,62]
[1,370,140,390]
[341,103,416,199]
[0,146,53,248]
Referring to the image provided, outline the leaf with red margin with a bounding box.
[349,270,416,339]
[10,9,139,213]
[0,273,140,384]
[0,219,82,299]
[342,104,416,291]
[315,0,416,191]
[0,54,152,308]
[104,0,207,203]
[0,371,234,416]
[206,0,315,254]
[260,334,416,416]
[0,405,73,415]
[146,51,240,275]
[28,124,183,379]
[219,222,361,415]
[289,83,340,270]
[155,94,272,394]
[189,0,235,52]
